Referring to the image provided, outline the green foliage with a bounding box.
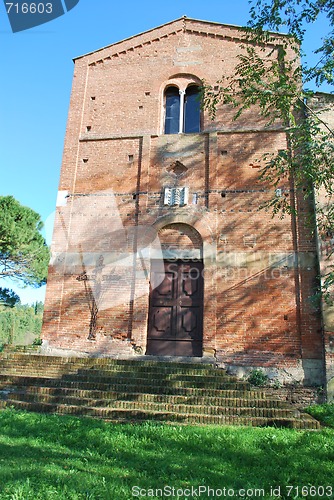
[0,288,20,308]
[248,0,334,87]
[202,39,302,125]
[306,403,334,427]
[0,196,50,287]
[33,301,44,315]
[258,112,334,220]
[32,338,43,346]
[247,369,269,386]
[203,0,334,303]
[0,409,332,499]
[0,302,44,345]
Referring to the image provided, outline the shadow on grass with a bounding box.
[0,408,333,499]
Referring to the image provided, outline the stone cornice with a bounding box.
[73,17,285,68]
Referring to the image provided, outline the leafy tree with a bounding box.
[34,301,44,315]
[203,0,334,299]
[0,288,20,308]
[0,196,50,287]
[0,302,44,346]
[248,0,334,87]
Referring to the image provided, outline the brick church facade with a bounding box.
[42,17,326,389]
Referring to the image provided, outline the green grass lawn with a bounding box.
[306,403,334,429]
[0,408,333,499]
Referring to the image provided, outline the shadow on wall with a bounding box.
[42,124,322,373]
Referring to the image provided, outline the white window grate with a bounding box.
[164,187,189,206]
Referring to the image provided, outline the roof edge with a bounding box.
[73,16,186,61]
[73,16,287,62]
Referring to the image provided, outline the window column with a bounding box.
[178,90,186,134]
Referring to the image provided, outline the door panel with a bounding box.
[181,269,200,297]
[181,309,197,334]
[152,307,173,337]
[153,271,175,299]
[147,260,203,356]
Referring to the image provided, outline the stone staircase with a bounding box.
[0,353,320,429]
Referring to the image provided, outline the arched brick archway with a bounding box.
[146,223,204,357]
[158,223,203,259]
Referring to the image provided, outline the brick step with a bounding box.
[0,354,210,371]
[6,392,299,418]
[58,373,250,390]
[1,346,41,354]
[0,368,86,378]
[75,367,234,379]
[0,374,249,393]
[0,361,224,380]
[0,355,321,430]
[0,399,319,429]
[0,365,239,382]
[3,385,268,402]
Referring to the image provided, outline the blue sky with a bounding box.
[0,0,332,304]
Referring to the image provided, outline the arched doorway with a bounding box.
[146,224,204,356]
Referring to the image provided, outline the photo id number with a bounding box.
[6,3,53,14]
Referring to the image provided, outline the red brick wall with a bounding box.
[42,18,323,385]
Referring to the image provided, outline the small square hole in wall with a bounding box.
[86,126,91,132]
[128,154,134,162]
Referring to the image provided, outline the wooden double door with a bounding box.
[146,260,203,356]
